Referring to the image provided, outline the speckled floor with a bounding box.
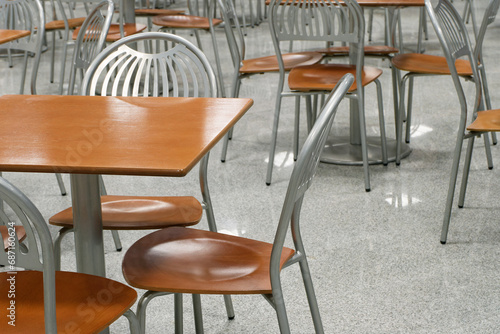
[1,0,499,332]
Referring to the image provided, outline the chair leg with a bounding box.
[483,132,493,170]
[123,309,141,334]
[175,293,183,334]
[293,96,301,161]
[55,173,67,195]
[272,284,292,334]
[192,294,204,334]
[220,77,242,162]
[405,76,415,144]
[358,97,371,192]
[375,79,388,165]
[299,259,324,334]
[441,131,467,244]
[50,31,56,83]
[266,88,285,185]
[396,74,409,165]
[136,290,170,334]
[458,136,476,209]
[54,227,74,270]
[110,230,122,251]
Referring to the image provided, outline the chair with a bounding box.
[210,0,323,162]
[48,31,236,322]
[67,0,115,95]
[0,177,139,333]
[0,0,67,196]
[134,0,185,31]
[425,0,500,244]
[267,0,387,191]
[152,0,222,50]
[45,0,87,94]
[0,0,44,95]
[105,0,147,42]
[122,73,354,334]
[391,0,500,165]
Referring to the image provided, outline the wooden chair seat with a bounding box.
[122,226,295,294]
[315,45,399,56]
[240,52,322,73]
[467,109,500,132]
[288,63,383,92]
[135,8,185,16]
[45,17,86,31]
[391,53,473,75]
[49,195,203,230]
[105,23,147,42]
[152,15,223,30]
[0,226,26,250]
[0,29,30,44]
[0,270,136,333]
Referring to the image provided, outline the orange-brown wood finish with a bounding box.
[152,15,223,30]
[467,109,500,132]
[45,17,86,31]
[288,63,383,92]
[134,8,185,16]
[0,270,137,333]
[122,227,295,294]
[240,52,323,73]
[0,95,253,176]
[50,195,203,230]
[391,53,473,75]
[105,23,147,42]
[0,29,30,44]
[0,226,26,250]
[315,45,399,56]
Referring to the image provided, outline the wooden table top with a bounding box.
[265,0,424,6]
[0,29,30,44]
[0,95,253,177]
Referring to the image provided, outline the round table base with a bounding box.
[320,136,412,165]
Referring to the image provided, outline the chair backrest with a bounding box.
[473,0,500,63]
[82,32,217,97]
[0,0,45,94]
[270,74,353,278]
[67,0,114,95]
[268,0,365,71]
[0,177,57,333]
[425,0,482,129]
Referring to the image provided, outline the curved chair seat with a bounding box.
[49,195,203,230]
[240,52,323,74]
[152,15,223,30]
[45,17,86,31]
[0,270,137,333]
[105,23,147,42]
[122,226,295,294]
[288,63,383,92]
[315,45,399,56]
[0,226,26,250]
[467,109,500,132]
[391,53,473,75]
[135,8,185,16]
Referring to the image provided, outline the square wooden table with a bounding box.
[0,94,253,277]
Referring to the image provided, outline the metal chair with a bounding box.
[45,0,87,94]
[48,31,236,324]
[423,0,500,243]
[0,176,139,333]
[122,73,354,334]
[66,0,115,95]
[392,0,500,165]
[0,0,67,196]
[267,0,387,191]
[210,0,323,162]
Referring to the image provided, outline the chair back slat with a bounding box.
[82,32,216,98]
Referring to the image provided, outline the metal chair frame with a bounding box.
[0,176,140,333]
[267,0,387,191]
[423,0,500,243]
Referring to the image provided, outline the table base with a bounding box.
[320,136,411,165]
